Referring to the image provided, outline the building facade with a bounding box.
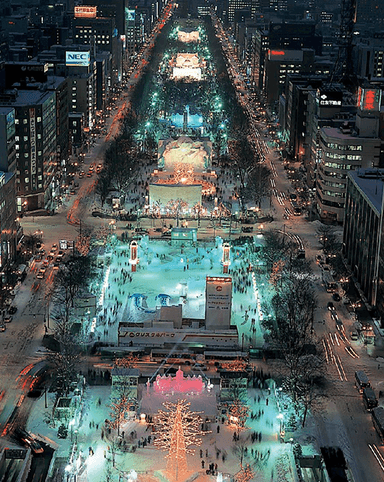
[343,169,384,319]
[10,89,57,213]
[316,125,381,222]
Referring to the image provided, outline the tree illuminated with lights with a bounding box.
[154,399,208,482]
[113,353,139,369]
[228,398,250,430]
[236,464,254,482]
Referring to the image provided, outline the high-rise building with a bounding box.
[316,88,382,223]
[343,169,384,319]
[0,88,57,213]
[0,106,16,173]
[0,171,18,273]
[72,13,122,83]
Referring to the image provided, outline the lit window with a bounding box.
[23,136,28,141]
[37,117,41,122]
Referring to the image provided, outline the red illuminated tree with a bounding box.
[228,398,250,430]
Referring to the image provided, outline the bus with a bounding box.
[203,351,249,365]
[363,387,378,411]
[323,272,337,292]
[372,407,384,443]
[355,370,370,393]
[149,349,195,364]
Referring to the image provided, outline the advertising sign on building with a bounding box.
[66,51,90,67]
[74,6,97,18]
[29,108,36,176]
[125,8,135,28]
[268,50,303,62]
[205,276,232,330]
[318,90,342,107]
[358,87,382,112]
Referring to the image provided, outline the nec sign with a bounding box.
[66,51,90,67]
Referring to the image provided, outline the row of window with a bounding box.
[317,184,346,198]
[317,174,345,190]
[15,117,42,124]
[326,143,363,151]
[324,161,361,170]
[325,151,362,161]
[321,168,347,180]
[15,135,42,141]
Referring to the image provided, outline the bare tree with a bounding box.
[242,163,271,208]
[232,433,251,469]
[316,224,340,255]
[46,317,82,397]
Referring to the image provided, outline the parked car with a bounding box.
[333,293,341,302]
[3,315,12,323]
[8,306,17,315]
[134,228,148,234]
[0,324,6,332]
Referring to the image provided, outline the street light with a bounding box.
[69,419,75,442]
[276,413,284,438]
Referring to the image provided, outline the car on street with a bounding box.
[333,293,341,302]
[192,363,207,371]
[327,301,335,311]
[3,315,12,323]
[14,428,44,454]
[0,323,6,332]
[8,306,17,314]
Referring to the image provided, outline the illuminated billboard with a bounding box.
[125,8,135,26]
[205,277,232,330]
[318,90,342,107]
[358,87,382,112]
[268,49,303,62]
[66,51,90,67]
[74,6,97,18]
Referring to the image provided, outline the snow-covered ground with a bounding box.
[27,383,302,482]
[91,236,265,349]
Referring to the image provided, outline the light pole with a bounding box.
[276,413,284,440]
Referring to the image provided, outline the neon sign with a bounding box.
[358,87,381,112]
[74,6,97,18]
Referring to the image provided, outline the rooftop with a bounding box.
[349,168,384,214]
